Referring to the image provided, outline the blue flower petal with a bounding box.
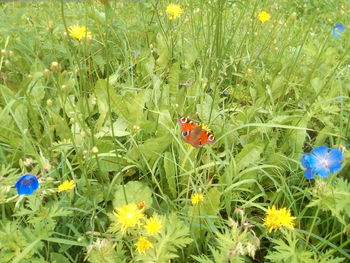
[329,148,343,162]
[304,168,314,179]
[301,154,311,169]
[314,167,329,178]
[14,174,39,195]
[329,162,342,174]
[311,146,328,160]
[334,24,345,31]
[306,153,323,169]
[328,149,342,173]
[332,23,345,38]
[17,184,34,195]
[333,30,342,38]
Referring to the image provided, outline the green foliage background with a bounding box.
[0,0,349,262]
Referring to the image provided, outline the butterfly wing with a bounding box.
[178,117,215,147]
[199,129,215,146]
[178,117,199,145]
[187,126,203,148]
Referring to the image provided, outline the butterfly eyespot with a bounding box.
[182,131,189,136]
[179,117,188,124]
[208,135,215,142]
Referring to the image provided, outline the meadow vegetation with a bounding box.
[0,0,349,262]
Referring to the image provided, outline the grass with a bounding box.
[0,0,349,262]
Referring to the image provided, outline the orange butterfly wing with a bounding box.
[178,117,215,147]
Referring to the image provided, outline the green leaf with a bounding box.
[202,187,221,217]
[308,178,350,225]
[196,94,219,123]
[289,114,310,153]
[156,33,170,69]
[42,237,86,247]
[94,79,111,129]
[235,142,264,171]
[271,75,285,99]
[113,181,153,208]
[127,135,171,165]
[95,117,130,138]
[141,213,192,262]
[163,152,177,198]
[168,62,180,100]
[12,239,41,263]
[266,230,315,263]
[50,253,70,263]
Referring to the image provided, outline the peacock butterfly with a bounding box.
[178,117,215,148]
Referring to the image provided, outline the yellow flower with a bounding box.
[57,180,75,192]
[135,236,153,254]
[166,3,183,20]
[258,11,271,23]
[191,193,204,205]
[201,123,211,132]
[68,25,92,40]
[113,203,144,233]
[144,215,162,235]
[264,205,296,232]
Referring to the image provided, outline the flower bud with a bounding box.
[61,85,67,92]
[50,61,60,72]
[23,158,33,167]
[46,99,53,106]
[44,163,52,172]
[92,146,99,153]
[290,12,297,21]
[43,68,51,77]
[48,20,54,32]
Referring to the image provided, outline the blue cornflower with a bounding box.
[332,24,345,38]
[133,51,140,56]
[301,146,343,179]
[14,174,39,195]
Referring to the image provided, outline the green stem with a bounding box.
[103,2,128,204]
[304,206,320,248]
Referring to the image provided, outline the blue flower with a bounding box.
[301,154,314,179]
[332,24,345,38]
[301,146,343,179]
[14,174,39,195]
[133,51,140,56]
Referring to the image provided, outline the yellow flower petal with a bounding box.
[166,3,183,20]
[264,205,296,232]
[191,193,204,205]
[68,25,91,40]
[135,236,153,254]
[57,180,75,192]
[113,203,145,234]
[258,11,271,23]
[144,215,162,235]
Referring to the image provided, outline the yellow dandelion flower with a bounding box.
[191,193,204,205]
[201,123,211,132]
[264,205,296,232]
[166,3,183,20]
[144,215,162,235]
[57,180,75,192]
[68,25,92,40]
[113,203,144,233]
[135,236,153,254]
[258,11,271,23]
